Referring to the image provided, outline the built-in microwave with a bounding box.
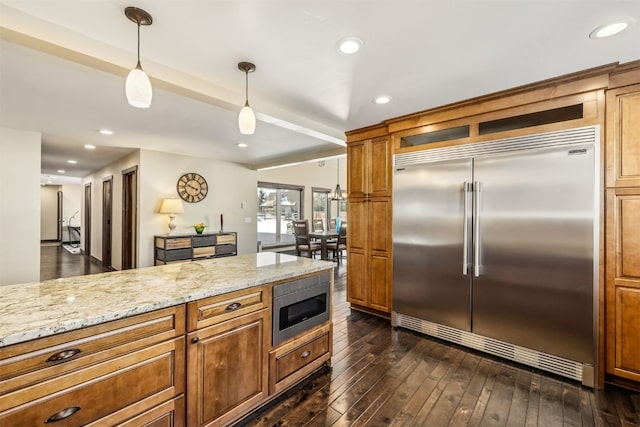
[272,272,331,345]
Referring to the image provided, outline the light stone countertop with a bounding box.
[0,252,334,348]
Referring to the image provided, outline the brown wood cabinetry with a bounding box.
[0,306,185,425]
[346,127,393,315]
[605,188,640,383]
[606,84,640,188]
[269,323,332,395]
[604,70,640,386]
[186,287,270,427]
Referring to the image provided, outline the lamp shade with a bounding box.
[159,198,184,214]
[126,66,153,108]
[238,104,256,135]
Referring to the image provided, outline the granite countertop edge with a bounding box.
[0,253,334,348]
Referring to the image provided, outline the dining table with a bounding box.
[308,230,339,261]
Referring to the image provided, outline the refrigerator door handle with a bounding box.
[462,182,471,275]
[473,181,482,277]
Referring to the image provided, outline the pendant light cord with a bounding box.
[245,70,250,107]
[136,22,141,68]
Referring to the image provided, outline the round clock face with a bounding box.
[177,173,208,203]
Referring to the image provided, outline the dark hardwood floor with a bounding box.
[239,263,640,427]
[40,243,108,281]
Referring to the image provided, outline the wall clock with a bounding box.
[177,172,208,203]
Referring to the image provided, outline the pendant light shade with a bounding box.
[238,62,256,135]
[125,7,153,109]
[238,103,256,135]
[126,63,152,108]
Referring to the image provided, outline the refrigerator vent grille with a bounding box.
[395,313,583,382]
[394,126,597,167]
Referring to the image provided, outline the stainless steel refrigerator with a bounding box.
[392,126,599,386]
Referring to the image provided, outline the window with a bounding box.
[257,182,303,248]
[312,188,331,231]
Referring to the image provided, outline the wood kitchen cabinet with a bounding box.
[605,83,640,188]
[0,306,185,425]
[186,287,270,427]
[605,187,640,383]
[346,125,393,316]
[347,134,392,198]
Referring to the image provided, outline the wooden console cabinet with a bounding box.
[155,232,237,265]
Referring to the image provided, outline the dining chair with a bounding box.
[312,219,324,232]
[327,223,347,264]
[293,220,321,258]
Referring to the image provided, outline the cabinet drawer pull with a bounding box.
[45,406,81,423]
[300,350,311,359]
[45,349,81,363]
[225,302,242,311]
[191,337,200,344]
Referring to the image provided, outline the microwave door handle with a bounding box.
[473,181,482,277]
[462,182,470,275]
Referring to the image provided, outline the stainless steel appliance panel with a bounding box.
[471,144,595,363]
[393,158,473,331]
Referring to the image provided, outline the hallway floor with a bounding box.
[40,243,108,281]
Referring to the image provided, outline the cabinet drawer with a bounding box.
[274,332,329,382]
[216,244,236,256]
[216,234,236,245]
[193,246,215,258]
[158,248,192,261]
[269,323,332,395]
[114,395,184,427]
[192,235,216,247]
[157,237,191,249]
[187,286,269,332]
[0,337,185,423]
[1,306,185,395]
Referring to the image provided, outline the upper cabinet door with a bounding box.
[347,140,367,198]
[347,137,391,198]
[606,84,640,188]
[368,137,392,197]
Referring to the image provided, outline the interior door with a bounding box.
[84,183,91,256]
[393,158,473,331]
[122,167,137,270]
[472,143,596,363]
[102,177,113,269]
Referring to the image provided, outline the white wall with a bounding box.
[257,157,347,223]
[40,185,60,240]
[0,128,41,285]
[139,149,258,266]
[81,151,140,270]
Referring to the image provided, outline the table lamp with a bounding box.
[159,198,184,234]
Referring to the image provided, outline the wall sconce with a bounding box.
[159,198,184,234]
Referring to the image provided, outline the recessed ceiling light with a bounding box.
[336,37,363,55]
[67,159,77,164]
[237,143,248,148]
[590,18,636,38]
[84,144,96,150]
[373,96,392,104]
[99,129,113,135]
[57,169,66,173]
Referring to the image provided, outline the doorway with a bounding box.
[84,183,91,256]
[122,166,138,270]
[102,177,113,270]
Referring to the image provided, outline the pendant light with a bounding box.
[331,158,344,200]
[237,62,256,135]
[125,7,153,108]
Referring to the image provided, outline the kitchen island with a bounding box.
[0,252,334,426]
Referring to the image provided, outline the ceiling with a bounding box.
[1,1,639,181]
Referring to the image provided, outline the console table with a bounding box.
[154,232,237,265]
